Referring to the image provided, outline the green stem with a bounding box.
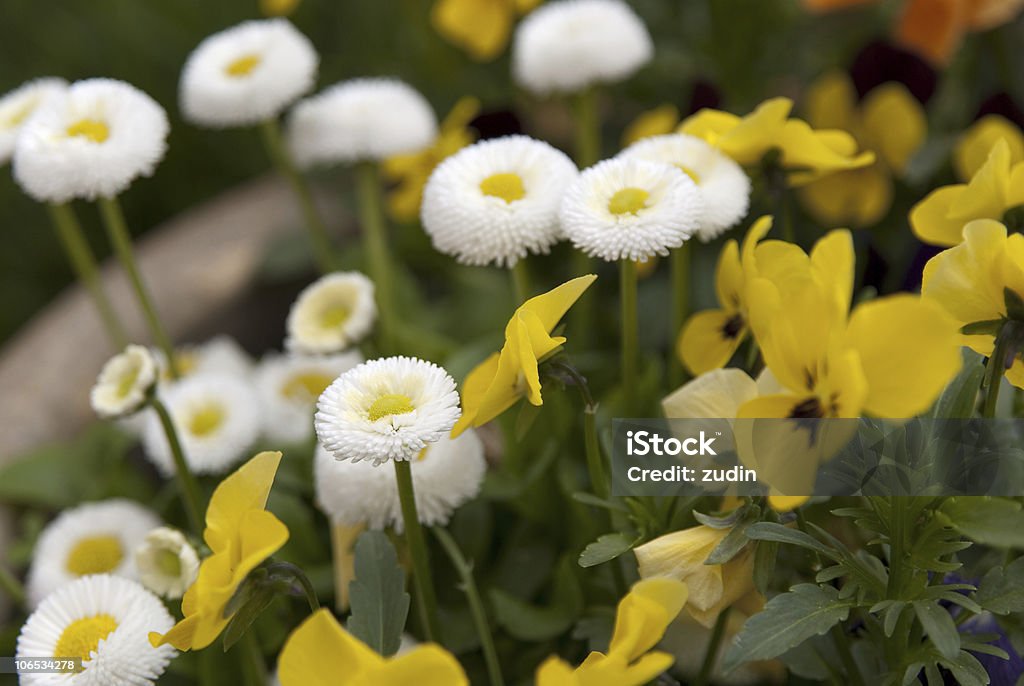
[97,195,180,378]
[669,243,691,388]
[887,496,905,598]
[0,564,26,607]
[570,87,600,337]
[694,606,730,686]
[238,631,265,686]
[267,561,320,613]
[259,118,339,274]
[511,259,531,304]
[433,528,504,686]
[620,259,639,413]
[831,623,866,686]
[393,459,443,642]
[152,397,205,535]
[355,162,398,355]
[983,324,1015,418]
[584,406,609,500]
[47,202,128,348]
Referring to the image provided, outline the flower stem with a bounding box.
[47,202,128,348]
[259,118,339,274]
[694,606,730,686]
[355,162,398,355]
[0,564,26,607]
[831,623,866,686]
[669,243,691,388]
[238,631,265,686]
[511,259,531,304]
[570,87,600,337]
[97,195,180,379]
[267,561,320,613]
[151,397,205,535]
[584,406,609,500]
[393,459,443,643]
[433,527,504,686]
[620,259,639,412]
[983,323,1016,418]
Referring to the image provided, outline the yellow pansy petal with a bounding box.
[452,352,502,436]
[609,577,688,659]
[921,218,1008,323]
[518,274,598,331]
[810,229,855,314]
[799,163,893,228]
[235,509,290,582]
[204,451,282,553]
[1005,357,1024,390]
[515,0,542,12]
[536,656,578,686]
[803,71,859,132]
[846,295,963,417]
[279,609,381,686]
[948,138,1012,221]
[431,0,512,61]
[768,495,811,511]
[149,613,200,650]
[861,82,927,173]
[955,114,1024,181]
[677,310,746,375]
[778,119,874,177]
[678,109,742,150]
[375,645,470,685]
[662,368,758,419]
[1009,162,1024,207]
[720,98,794,165]
[622,104,680,147]
[740,215,774,278]
[910,185,970,246]
[634,527,725,607]
[616,651,676,685]
[511,315,545,406]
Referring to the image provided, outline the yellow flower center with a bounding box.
[65,535,123,575]
[676,165,701,184]
[479,173,526,203]
[115,365,141,399]
[225,54,261,77]
[608,187,649,215]
[281,372,335,402]
[154,549,182,577]
[54,614,118,668]
[187,402,226,437]
[65,119,109,143]
[367,393,414,421]
[318,303,351,329]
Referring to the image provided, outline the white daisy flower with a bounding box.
[180,19,318,128]
[90,345,158,420]
[314,429,486,531]
[285,272,377,354]
[512,0,653,96]
[13,78,169,203]
[17,574,175,686]
[0,77,66,165]
[255,351,363,444]
[133,527,199,600]
[26,499,162,608]
[617,133,751,241]
[142,373,260,476]
[420,135,579,267]
[155,335,253,381]
[559,157,703,262]
[286,78,437,168]
[315,356,461,465]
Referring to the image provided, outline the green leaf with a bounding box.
[931,348,985,418]
[705,505,760,565]
[578,533,638,568]
[960,319,1005,337]
[723,584,854,671]
[1006,288,1024,322]
[939,650,989,686]
[222,585,276,651]
[347,531,410,657]
[570,492,629,514]
[753,540,778,595]
[975,556,1024,614]
[913,601,960,660]
[940,497,1024,548]
[490,557,583,641]
[745,522,838,560]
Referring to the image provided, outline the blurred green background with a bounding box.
[0,0,1020,344]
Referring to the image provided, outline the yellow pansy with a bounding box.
[798,72,926,227]
[678,97,874,183]
[452,275,597,436]
[911,139,1024,246]
[634,526,760,628]
[150,451,289,651]
[535,578,688,686]
[677,217,852,375]
[431,0,542,61]
[621,104,680,148]
[260,0,300,15]
[955,114,1024,181]
[278,608,468,686]
[382,96,480,222]
[923,219,1024,387]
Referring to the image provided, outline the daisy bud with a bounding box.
[134,527,200,599]
[90,345,159,420]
